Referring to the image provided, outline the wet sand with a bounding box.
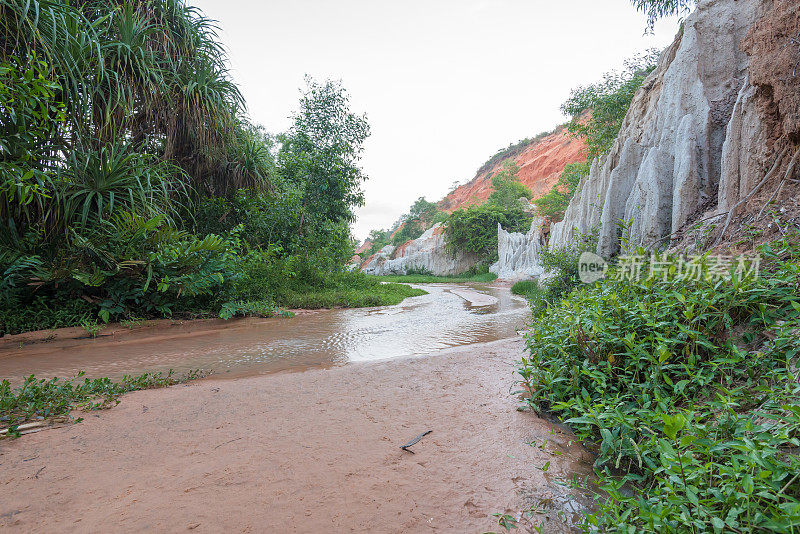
[0,338,593,533]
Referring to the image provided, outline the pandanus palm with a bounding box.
[59,144,189,231]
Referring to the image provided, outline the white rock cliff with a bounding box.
[549,0,765,257]
[361,223,479,276]
[490,218,546,281]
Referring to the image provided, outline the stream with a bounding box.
[0,283,530,382]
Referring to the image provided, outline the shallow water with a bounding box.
[0,284,529,381]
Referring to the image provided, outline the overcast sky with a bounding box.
[192,0,681,241]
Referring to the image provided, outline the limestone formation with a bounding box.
[361,224,479,276]
[490,218,546,281]
[550,0,764,258]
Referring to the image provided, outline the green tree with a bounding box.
[390,196,443,246]
[533,161,591,221]
[363,229,390,257]
[0,1,375,329]
[278,77,370,236]
[561,51,660,159]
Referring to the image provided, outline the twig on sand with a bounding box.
[213,437,243,450]
[0,421,46,436]
[400,430,432,454]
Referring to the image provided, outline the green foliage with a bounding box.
[510,279,538,296]
[512,229,597,316]
[389,197,443,246]
[1,370,200,434]
[444,204,529,261]
[562,52,660,159]
[0,1,395,333]
[534,161,591,221]
[218,300,287,320]
[0,296,94,335]
[358,229,391,260]
[1,212,239,328]
[216,244,426,310]
[405,265,434,276]
[194,186,303,253]
[630,0,695,31]
[278,77,370,229]
[517,238,800,531]
[486,160,532,210]
[275,278,426,309]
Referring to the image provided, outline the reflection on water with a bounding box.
[0,284,529,381]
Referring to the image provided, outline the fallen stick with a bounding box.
[400,430,432,454]
[0,421,46,436]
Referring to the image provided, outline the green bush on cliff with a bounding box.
[390,197,443,246]
[534,50,658,221]
[631,0,696,31]
[562,51,660,159]
[486,160,532,210]
[533,161,591,221]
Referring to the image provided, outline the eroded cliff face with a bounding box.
[439,128,587,212]
[550,0,800,257]
[360,224,480,276]
[358,123,587,276]
[490,218,546,281]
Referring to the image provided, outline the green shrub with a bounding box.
[510,279,538,296]
[405,265,434,276]
[518,238,800,531]
[445,204,529,261]
[513,229,597,316]
[486,160,532,210]
[0,295,94,335]
[534,161,591,221]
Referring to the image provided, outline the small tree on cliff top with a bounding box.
[630,0,695,31]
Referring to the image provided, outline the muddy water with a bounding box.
[0,284,529,381]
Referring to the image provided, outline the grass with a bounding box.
[276,281,426,309]
[0,370,204,438]
[510,279,538,295]
[369,272,498,284]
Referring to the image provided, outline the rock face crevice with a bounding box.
[550,0,770,258]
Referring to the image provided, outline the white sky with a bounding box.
[192,0,681,241]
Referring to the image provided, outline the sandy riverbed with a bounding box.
[0,338,593,533]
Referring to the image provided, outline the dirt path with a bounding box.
[0,338,594,533]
